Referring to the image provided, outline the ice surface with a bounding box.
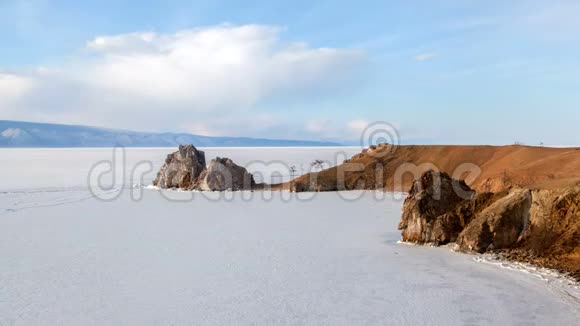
[0,148,578,325]
[0,147,362,191]
[473,255,580,307]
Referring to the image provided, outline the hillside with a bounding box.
[286,144,580,192]
[0,120,340,148]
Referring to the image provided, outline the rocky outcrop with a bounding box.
[456,188,532,252]
[399,170,580,280]
[506,184,580,278]
[153,145,206,189]
[526,185,580,255]
[399,171,535,249]
[195,157,255,191]
[398,170,476,244]
[153,146,255,191]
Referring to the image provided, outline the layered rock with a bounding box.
[526,185,580,254]
[399,170,534,249]
[456,188,532,252]
[398,170,476,244]
[399,170,580,279]
[153,145,206,189]
[509,184,580,277]
[195,157,255,191]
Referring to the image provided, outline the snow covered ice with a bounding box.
[0,148,579,325]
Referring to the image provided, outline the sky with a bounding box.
[0,0,579,145]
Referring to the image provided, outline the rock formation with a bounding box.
[153,145,206,189]
[508,184,580,279]
[398,170,476,244]
[153,146,255,191]
[195,157,255,191]
[456,188,532,252]
[399,170,580,280]
[399,171,535,249]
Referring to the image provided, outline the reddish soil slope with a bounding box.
[285,144,580,192]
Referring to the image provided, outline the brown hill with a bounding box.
[285,144,580,192]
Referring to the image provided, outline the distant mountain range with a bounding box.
[0,121,341,148]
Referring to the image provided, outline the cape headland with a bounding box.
[398,170,580,281]
[153,144,580,280]
[283,144,580,192]
[279,143,580,279]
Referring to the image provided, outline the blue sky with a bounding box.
[1,0,579,145]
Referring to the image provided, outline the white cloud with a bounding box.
[0,24,363,135]
[86,32,158,53]
[305,119,331,133]
[347,119,369,133]
[414,52,436,62]
[183,113,282,138]
[521,2,580,41]
[302,119,373,142]
[0,73,34,101]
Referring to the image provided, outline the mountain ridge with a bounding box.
[0,120,341,148]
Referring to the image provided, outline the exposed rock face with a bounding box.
[509,185,580,278]
[398,170,476,244]
[527,186,580,254]
[195,157,255,191]
[153,145,207,189]
[153,147,256,191]
[399,170,580,280]
[399,171,535,249]
[456,188,532,253]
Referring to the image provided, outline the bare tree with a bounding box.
[311,159,325,171]
[289,165,297,179]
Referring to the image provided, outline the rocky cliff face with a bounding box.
[196,157,255,191]
[399,170,580,280]
[153,145,206,189]
[456,188,532,252]
[153,146,255,191]
[513,184,580,279]
[398,171,475,244]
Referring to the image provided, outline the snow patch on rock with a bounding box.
[1,128,22,138]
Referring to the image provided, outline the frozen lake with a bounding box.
[0,148,579,325]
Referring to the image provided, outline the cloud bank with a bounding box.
[414,52,436,62]
[0,24,363,136]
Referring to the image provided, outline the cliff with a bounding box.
[399,170,580,281]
